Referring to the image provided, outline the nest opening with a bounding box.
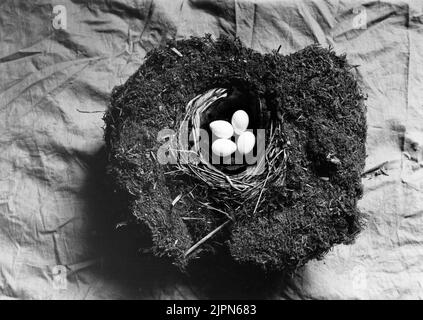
[199,85,264,175]
[173,86,287,214]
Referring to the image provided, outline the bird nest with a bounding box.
[104,35,366,272]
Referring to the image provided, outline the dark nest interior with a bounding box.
[104,35,367,272]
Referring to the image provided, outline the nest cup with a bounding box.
[201,86,263,175]
[173,87,288,209]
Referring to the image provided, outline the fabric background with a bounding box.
[0,0,422,299]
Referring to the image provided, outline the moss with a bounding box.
[104,35,366,271]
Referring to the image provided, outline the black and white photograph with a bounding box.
[0,0,422,304]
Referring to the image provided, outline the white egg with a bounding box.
[231,110,249,135]
[209,120,234,139]
[237,131,255,155]
[212,139,237,157]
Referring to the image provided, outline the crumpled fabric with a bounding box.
[0,0,422,299]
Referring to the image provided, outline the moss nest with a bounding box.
[104,35,367,272]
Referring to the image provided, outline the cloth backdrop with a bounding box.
[1,0,423,299]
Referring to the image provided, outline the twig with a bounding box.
[115,220,128,229]
[184,219,231,257]
[199,202,234,221]
[361,161,389,176]
[225,175,244,191]
[76,109,104,113]
[172,193,183,207]
[170,47,183,57]
[253,170,270,214]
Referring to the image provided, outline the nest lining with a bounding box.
[171,88,287,211]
